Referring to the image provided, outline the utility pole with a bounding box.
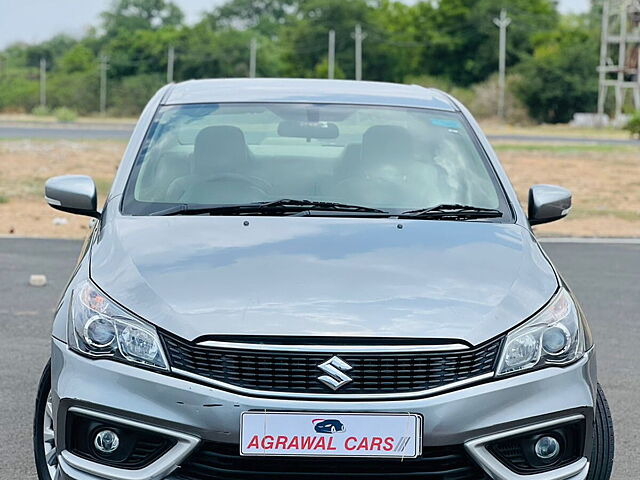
[249,38,257,78]
[493,9,511,121]
[167,46,175,83]
[615,1,627,118]
[597,0,610,114]
[353,24,364,81]
[39,58,47,108]
[99,55,108,115]
[328,29,335,79]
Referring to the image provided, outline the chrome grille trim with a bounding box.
[171,368,495,400]
[195,340,470,352]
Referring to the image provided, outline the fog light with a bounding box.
[94,429,120,454]
[534,436,560,460]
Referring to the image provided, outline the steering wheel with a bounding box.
[179,173,271,203]
[333,175,406,205]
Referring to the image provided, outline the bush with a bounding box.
[406,75,474,107]
[468,74,531,124]
[407,74,530,124]
[109,74,165,116]
[31,105,49,116]
[54,107,77,123]
[624,111,640,138]
[513,19,599,124]
[0,73,39,112]
[47,71,100,115]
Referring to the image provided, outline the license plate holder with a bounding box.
[240,412,422,458]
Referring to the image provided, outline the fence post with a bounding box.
[100,55,108,115]
[249,38,257,78]
[354,24,363,81]
[167,46,175,83]
[328,30,335,79]
[39,58,47,108]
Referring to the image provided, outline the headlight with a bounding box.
[69,281,168,370]
[497,288,588,376]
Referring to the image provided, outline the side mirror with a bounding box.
[45,175,101,219]
[528,184,571,226]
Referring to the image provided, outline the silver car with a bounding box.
[34,79,614,480]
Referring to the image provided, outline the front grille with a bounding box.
[161,333,502,396]
[174,441,489,480]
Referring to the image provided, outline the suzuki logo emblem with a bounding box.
[317,356,353,391]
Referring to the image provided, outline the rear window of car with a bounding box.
[122,102,511,218]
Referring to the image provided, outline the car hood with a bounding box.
[90,215,558,346]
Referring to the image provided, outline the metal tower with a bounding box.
[598,0,640,117]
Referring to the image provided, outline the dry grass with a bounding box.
[496,143,640,238]
[0,139,638,239]
[481,120,632,140]
[0,140,123,238]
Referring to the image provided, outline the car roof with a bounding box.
[163,78,457,111]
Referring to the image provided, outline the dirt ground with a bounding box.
[0,139,638,239]
[0,140,122,238]
[496,144,640,237]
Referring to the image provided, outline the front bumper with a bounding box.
[51,337,596,480]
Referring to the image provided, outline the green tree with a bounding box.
[283,0,369,78]
[48,71,100,114]
[412,0,558,86]
[101,0,184,37]
[111,73,166,115]
[175,22,285,79]
[207,0,299,35]
[21,34,78,69]
[514,16,599,123]
[58,44,96,73]
[282,0,414,80]
[105,27,180,77]
[366,0,422,82]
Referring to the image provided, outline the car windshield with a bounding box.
[122,103,509,218]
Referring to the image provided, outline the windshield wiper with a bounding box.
[400,203,503,220]
[149,204,246,216]
[149,199,387,216]
[257,199,387,214]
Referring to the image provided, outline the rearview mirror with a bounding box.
[278,120,339,139]
[45,175,101,219]
[528,184,571,226]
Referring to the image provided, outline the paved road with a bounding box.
[1,124,640,146]
[489,134,640,146]
[0,125,133,141]
[0,238,638,479]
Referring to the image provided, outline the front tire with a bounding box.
[586,383,615,480]
[33,360,58,480]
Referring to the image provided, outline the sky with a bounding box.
[0,0,591,49]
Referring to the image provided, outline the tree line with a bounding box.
[0,0,603,123]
